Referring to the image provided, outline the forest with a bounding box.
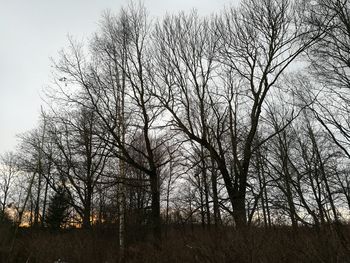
[1,0,350,262]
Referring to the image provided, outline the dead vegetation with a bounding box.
[1,224,349,263]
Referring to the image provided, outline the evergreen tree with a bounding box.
[0,208,12,225]
[45,187,70,230]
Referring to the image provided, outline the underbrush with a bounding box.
[0,224,349,263]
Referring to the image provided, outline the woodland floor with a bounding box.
[0,224,349,263]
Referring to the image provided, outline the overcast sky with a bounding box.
[0,0,238,154]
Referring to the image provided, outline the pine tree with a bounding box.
[0,208,12,225]
[45,187,70,230]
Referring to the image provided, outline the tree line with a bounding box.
[1,0,350,250]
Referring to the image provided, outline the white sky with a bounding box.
[0,0,237,154]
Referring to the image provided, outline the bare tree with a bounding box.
[51,3,174,246]
[152,0,323,227]
[0,152,19,219]
[44,107,110,229]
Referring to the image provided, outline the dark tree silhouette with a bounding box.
[45,186,70,230]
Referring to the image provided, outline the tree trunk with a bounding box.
[150,172,161,245]
[233,195,247,228]
[33,168,42,227]
[202,155,211,228]
[211,159,221,227]
[165,159,173,237]
[41,179,49,227]
[82,197,92,229]
[82,186,92,229]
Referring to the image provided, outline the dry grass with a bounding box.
[1,224,349,263]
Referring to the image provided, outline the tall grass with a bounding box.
[0,224,349,263]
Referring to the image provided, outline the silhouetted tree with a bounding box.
[45,186,70,230]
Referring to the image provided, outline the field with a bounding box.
[1,224,349,263]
